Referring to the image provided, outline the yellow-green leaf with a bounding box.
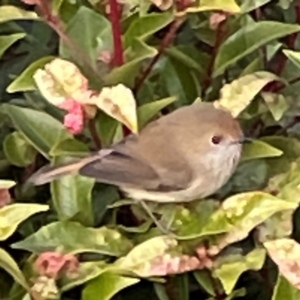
[0,180,15,189]
[7,56,55,93]
[0,203,49,241]
[241,140,283,161]
[261,92,289,121]
[273,275,300,300]
[0,247,29,290]
[214,71,281,117]
[0,33,26,59]
[185,0,240,14]
[283,49,300,70]
[138,96,177,129]
[207,191,298,254]
[82,272,139,300]
[12,221,133,256]
[0,5,38,23]
[213,248,266,294]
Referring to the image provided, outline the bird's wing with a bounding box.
[79,126,193,192]
[29,111,195,191]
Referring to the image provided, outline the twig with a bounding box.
[272,75,300,93]
[35,0,104,85]
[206,270,225,300]
[201,19,227,97]
[133,17,185,94]
[276,115,300,135]
[88,119,102,149]
[254,8,267,67]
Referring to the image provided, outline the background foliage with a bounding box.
[2,0,300,299]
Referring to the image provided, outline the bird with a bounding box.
[28,102,248,233]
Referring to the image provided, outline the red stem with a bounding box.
[133,17,184,94]
[107,0,130,136]
[108,0,124,67]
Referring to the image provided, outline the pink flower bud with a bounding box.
[0,189,12,208]
[58,99,85,135]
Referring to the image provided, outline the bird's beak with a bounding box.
[231,137,253,145]
[238,137,253,144]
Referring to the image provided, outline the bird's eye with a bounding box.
[211,135,223,145]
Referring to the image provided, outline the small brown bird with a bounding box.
[29,102,247,232]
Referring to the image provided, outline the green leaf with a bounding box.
[213,248,266,294]
[154,283,171,300]
[193,271,216,296]
[240,0,272,13]
[50,156,95,226]
[186,0,240,13]
[283,49,300,70]
[161,57,200,106]
[82,272,139,300]
[49,138,89,157]
[0,180,16,189]
[207,288,246,300]
[216,71,281,117]
[0,5,38,23]
[124,11,174,48]
[173,274,190,300]
[0,203,49,241]
[105,39,157,87]
[240,57,263,76]
[162,201,223,240]
[207,192,298,254]
[61,261,109,292]
[95,111,120,148]
[241,140,283,161]
[138,96,177,128]
[164,46,207,74]
[277,0,293,9]
[272,275,300,300]
[3,132,37,167]
[0,248,29,290]
[113,235,202,277]
[219,160,268,197]
[12,221,133,256]
[7,56,55,93]
[0,33,26,59]
[261,136,300,176]
[60,6,112,69]
[261,92,289,121]
[2,104,72,158]
[214,22,300,76]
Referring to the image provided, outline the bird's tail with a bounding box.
[27,155,102,185]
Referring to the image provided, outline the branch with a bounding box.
[35,0,104,85]
[201,19,227,97]
[133,17,185,94]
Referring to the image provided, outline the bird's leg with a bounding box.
[139,200,172,235]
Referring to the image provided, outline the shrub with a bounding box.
[1,0,300,299]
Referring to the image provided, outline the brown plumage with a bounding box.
[28,102,245,203]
